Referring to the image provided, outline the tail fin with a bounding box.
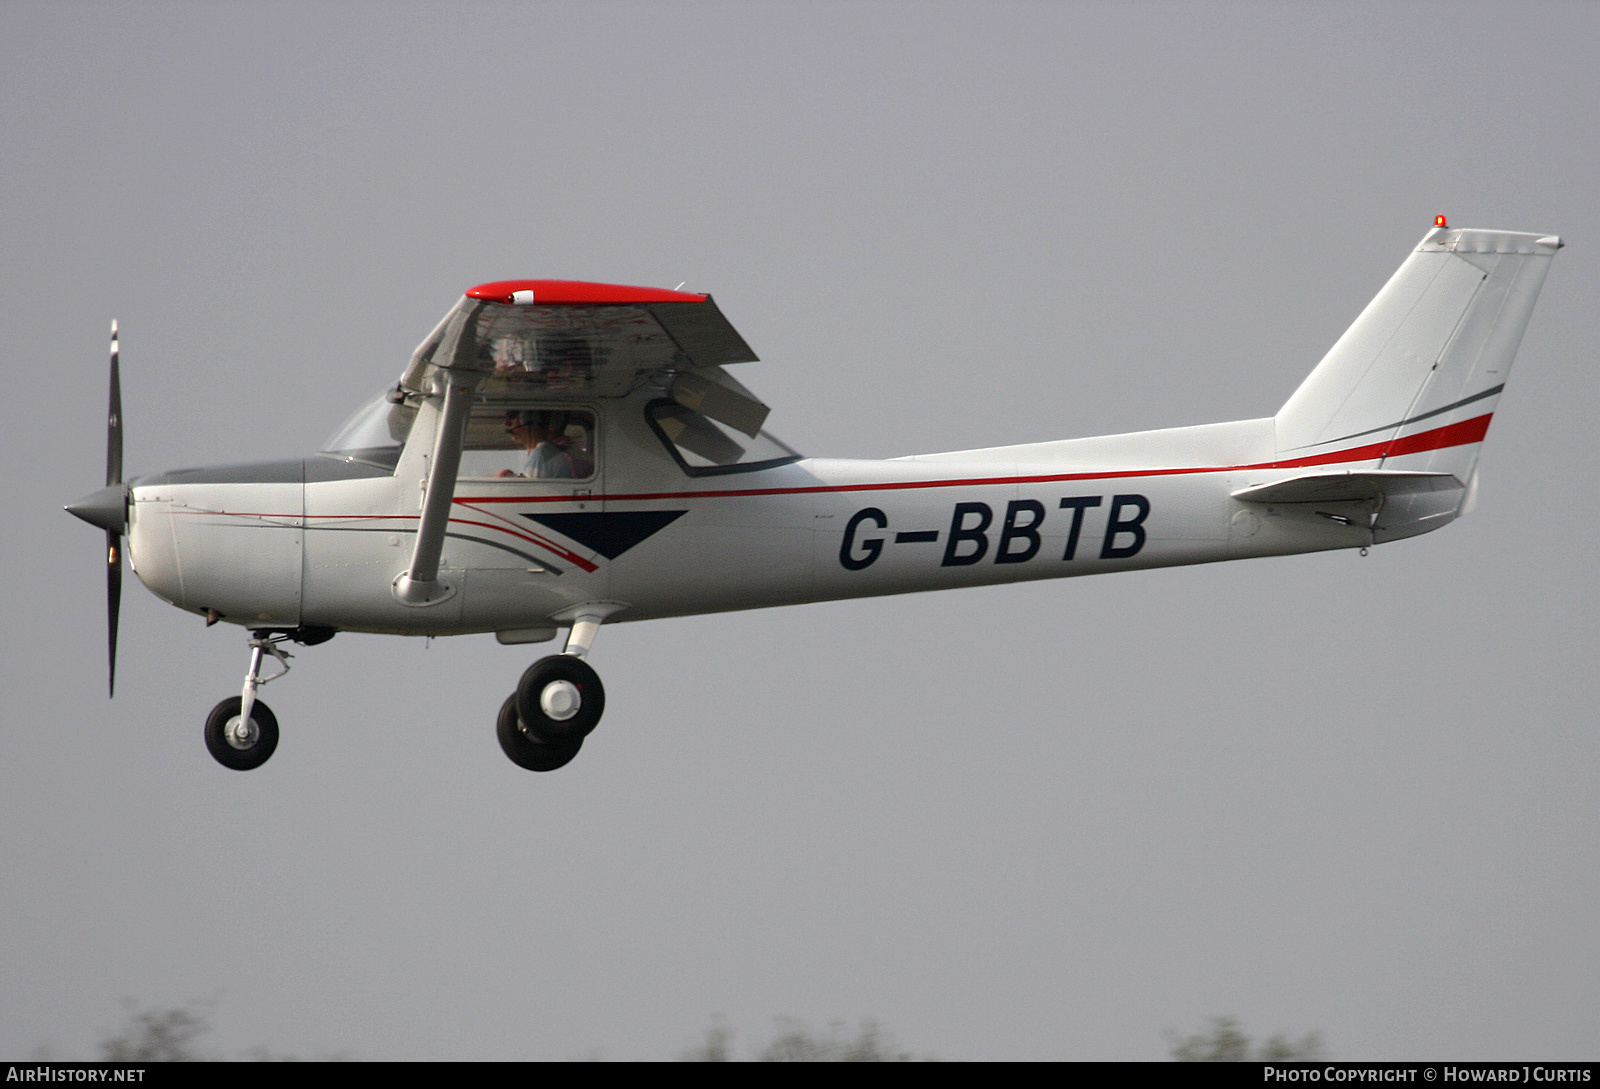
[1272,224,1560,538]
[1276,225,1559,470]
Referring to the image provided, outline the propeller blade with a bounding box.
[107,320,122,487]
[105,320,124,697]
[107,529,121,698]
[65,321,132,698]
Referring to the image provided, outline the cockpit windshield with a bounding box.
[319,390,416,470]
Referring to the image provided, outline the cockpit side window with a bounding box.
[457,406,597,481]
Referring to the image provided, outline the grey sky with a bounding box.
[2,0,1596,1061]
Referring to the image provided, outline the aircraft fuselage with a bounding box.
[125,394,1412,641]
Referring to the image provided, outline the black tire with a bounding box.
[496,694,583,772]
[204,696,279,771]
[514,655,605,745]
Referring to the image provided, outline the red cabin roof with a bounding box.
[465,280,708,305]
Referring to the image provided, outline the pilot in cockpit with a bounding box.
[498,410,575,479]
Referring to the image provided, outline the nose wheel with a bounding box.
[204,697,279,770]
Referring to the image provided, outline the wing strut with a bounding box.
[394,305,487,606]
[394,376,475,605]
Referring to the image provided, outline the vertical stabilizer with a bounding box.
[1274,226,1560,489]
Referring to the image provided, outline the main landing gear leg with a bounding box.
[497,604,622,773]
[203,630,292,771]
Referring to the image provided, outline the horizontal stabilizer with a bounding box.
[1234,470,1468,543]
[1232,470,1461,505]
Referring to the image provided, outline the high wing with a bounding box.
[399,280,768,434]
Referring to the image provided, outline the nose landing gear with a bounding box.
[202,627,333,770]
[203,630,293,770]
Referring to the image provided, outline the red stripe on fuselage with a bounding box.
[456,414,1494,506]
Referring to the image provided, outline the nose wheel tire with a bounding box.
[204,697,279,771]
[514,655,605,745]
[496,695,583,772]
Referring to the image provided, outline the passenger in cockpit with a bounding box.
[498,410,575,479]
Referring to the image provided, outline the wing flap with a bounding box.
[668,368,770,437]
[651,301,758,369]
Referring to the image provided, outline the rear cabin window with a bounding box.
[645,399,801,476]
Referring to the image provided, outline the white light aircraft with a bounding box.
[68,220,1561,771]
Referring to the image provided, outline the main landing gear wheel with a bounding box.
[497,695,583,772]
[514,654,605,745]
[204,696,279,771]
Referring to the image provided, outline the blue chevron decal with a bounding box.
[523,510,688,560]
